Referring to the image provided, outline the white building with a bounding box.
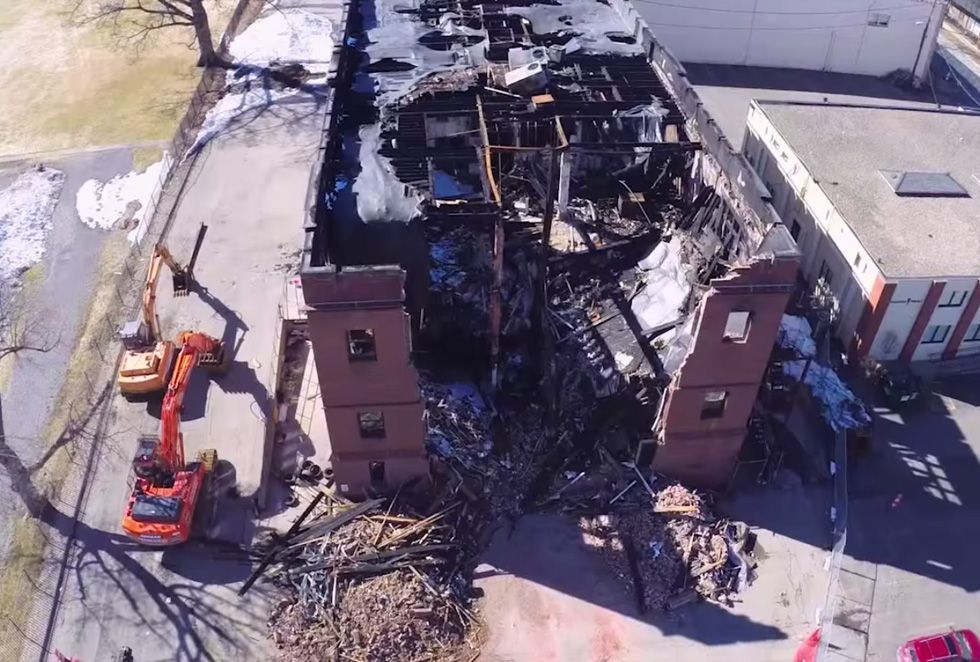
[744,101,980,364]
[636,0,947,81]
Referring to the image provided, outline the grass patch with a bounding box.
[0,0,237,156]
[21,262,45,289]
[132,145,166,172]
[0,518,48,662]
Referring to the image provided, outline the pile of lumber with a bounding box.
[253,492,480,661]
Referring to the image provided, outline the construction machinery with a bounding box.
[121,330,226,545]
[118,225,208,397]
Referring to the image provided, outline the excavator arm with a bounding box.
[134,331,224,480]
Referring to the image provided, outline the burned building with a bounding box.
[301,0,799,494]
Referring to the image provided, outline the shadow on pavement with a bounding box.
[477,513,789,655]
[842,373,980,592]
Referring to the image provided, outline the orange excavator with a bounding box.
[121,330,225,545]
[117,225,208,397]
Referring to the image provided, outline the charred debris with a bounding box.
[276,0,770,655]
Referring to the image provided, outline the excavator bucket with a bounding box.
[172,269,191,296]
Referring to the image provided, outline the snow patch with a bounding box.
[0,167,65,284]
[188,9,335,156]
[187,84,294,156]
[229,9,335,70]
[75,159,164,236]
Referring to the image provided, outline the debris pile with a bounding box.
[420,375,549,516]
[260,493,480,662]
[579,478,754,611]
[421,380,493,469]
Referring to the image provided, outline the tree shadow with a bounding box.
[28,382,114,475]
[3,423,271,661]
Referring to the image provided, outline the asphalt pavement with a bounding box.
[0,147,133,557]
[476,478,831,662]
[846,377,980,661]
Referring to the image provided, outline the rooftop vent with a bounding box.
[879,171,969,198]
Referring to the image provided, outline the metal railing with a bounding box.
[816,430,849,661]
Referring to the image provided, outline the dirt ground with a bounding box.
[0,0,233,157]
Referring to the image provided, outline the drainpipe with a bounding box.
[912,0,948,86]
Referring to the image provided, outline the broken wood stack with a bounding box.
[257,492,481,662]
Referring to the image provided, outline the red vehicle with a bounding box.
[897,629,980,662]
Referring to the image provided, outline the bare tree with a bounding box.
[85,0,223,67]
[0,311,57,518]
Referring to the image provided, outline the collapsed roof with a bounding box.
[301,0,797,440]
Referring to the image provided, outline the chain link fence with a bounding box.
[3,2,269,661]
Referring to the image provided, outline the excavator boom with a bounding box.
[122,331,224,545]
[117,225,208,398]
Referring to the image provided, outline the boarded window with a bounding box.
[357,411,386,438]
[347,329,377,361]
[724,311,752,342]
[701,391,727,419]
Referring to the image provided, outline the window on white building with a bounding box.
[965,324,980,343]
[938,290,968,308]
[922,325,952,345]
[854,253,862,268]
[867,13,890,27]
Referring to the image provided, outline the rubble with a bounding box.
[420,375,549,517]
[261,491,481,662]
[578,477,754,610]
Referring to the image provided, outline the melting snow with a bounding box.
[187,84,294,156]
[229,9,335,70]
[189,9,334,156]
[75,159,165,237]
[0,167,65,284]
